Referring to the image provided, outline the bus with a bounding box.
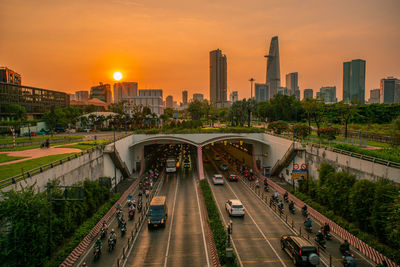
[148,196,168,228]
[166,157,177,173]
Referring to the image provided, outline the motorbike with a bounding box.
[145,189,150,198]
[289,204,295,214]
[315,237,326,249]
[324,231,332,240]
[278,203,284,215]
[100,227,107,239]
[121,223,127,236]
[302,209,309,217]
[129,209,135,220]
[284,194,289,203]
[93,246,101,260]
[137,202,143,213]
[264,185,269,192]
[108,236,115,252]
[304,221,312,233]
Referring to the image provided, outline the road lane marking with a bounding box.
[194,177,211,267]
[163,172,179,267]
[223,178,288,267]
[122,173,165,267]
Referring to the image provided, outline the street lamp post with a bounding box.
[249,78,255,99]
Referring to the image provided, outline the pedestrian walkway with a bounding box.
[0,144,81,166]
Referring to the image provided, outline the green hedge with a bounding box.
[200,179,238,266]
[332,143,400,163]
[44,193,121,267]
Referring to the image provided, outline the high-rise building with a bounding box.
[286,72,300,100]
[182,90,188,105]
[230,91,238,102]
[166,95,173,108]
[139,89,163,98]
[0,67,21,85]
[255,83,269,101]
[265,36,281,100]
[368,89,380,104]
[380,77,400,104]
[69,94,76,101]
[303,89,313,99]
[76,91,89,102]
[317,86,337,103]
[90,83,112,105]
[193,93,204,102]
[277,87,290,96]
[343,59,366,104]
[210,49,227,105]
[113,82,138,103]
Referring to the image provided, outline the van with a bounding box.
[148,196,168,228]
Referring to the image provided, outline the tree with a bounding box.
[293,123,311,139]
[43,107,67,136]
[349,180,376,231]
[188,100,204,121]
[390,116,400,148]
[229,100,246,126]
[257,101,274,122]
[302,98,325,135]
[336,101,358,140]
[267,120,289,134]
[244,98,257,127]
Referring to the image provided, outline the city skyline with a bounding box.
[1,0,399,102]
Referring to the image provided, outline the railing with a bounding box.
[265,131,400,169]
[0,137,84,149]
[0,132,133,189]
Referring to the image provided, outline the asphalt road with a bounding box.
[123,166,211,267]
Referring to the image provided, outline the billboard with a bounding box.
[291,170,308,180]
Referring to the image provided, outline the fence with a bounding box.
[0,132,132,190]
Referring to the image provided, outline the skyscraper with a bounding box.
[193,93,204,102]
[113,82,138,103]
[166,95,173,108]
[182,90,188,105]
[380,77,400,104]
[343,59,366,104]
[368,89,380,104]
[317,86,337,103]
[255,83,269,101]
[90,82,112,105]
[265,36,281,100]
[303,89,313,99]
[285,72,300,100]
[210,49,227,106]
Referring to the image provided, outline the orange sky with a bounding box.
[1,0,399,102]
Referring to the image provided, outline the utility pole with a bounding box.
[113,121,117,193]
[249,78,255,99]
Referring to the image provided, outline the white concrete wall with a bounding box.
[103,153,123,186]
[2,149,104,193]
[306,146,400,183]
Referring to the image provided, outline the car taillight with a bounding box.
[299,249,302,256]
[243,208,245,211]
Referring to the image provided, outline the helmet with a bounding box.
[97,237,100,241]
[318,230,321,234]
[82,263,87,266]
[111,228,115,233]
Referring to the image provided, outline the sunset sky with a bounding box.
[1,0,399,102]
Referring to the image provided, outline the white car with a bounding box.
[212,174,224,185]
[225,199,245,217]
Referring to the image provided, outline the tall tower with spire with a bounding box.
[265,36,281,100]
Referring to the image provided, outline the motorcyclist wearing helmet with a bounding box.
[302,204,308,212]
[323,222,331,235]
[110,229,117,242]
[340,240,350,254]
[284,191,288,200]
[316,230,324,242]
[304,217,312,228]
[289,200,294,210]
[278,200,284,211]
[94,237,102,249]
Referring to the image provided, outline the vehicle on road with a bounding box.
[220,163,228,171]
[214,154,221,161]
[281,235,319,266]
[212,174,224,185]
[225,199,245,217]
[166,157,177,173]
[183,156,191,169]
[228,174,239,182]
[148,196,168,228]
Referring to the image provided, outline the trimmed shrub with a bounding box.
[267,120,290,134]
[318,127,340,140]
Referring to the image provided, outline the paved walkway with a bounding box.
[0,144,82,166]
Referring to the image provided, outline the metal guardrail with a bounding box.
[0,132,132,189]
[0,138,84,149]
[265,131,400,169]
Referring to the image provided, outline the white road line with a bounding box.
[121,173,165,267]
[223,176,288,267]
[237,175,330,267]
[163,173,180,267]
[194,177,211,267]
[204,170,243,267]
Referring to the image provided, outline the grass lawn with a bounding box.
[0,142,75,152]
[0,153,76,180]
[0,154,27,163]
[0,135,83,144]
[58,140,110,150]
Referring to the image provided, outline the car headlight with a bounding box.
[161,219,164,224]
[148,219,150,224]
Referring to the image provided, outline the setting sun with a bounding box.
[113,71,123,81]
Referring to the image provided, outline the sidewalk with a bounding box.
[0,144,81,166]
